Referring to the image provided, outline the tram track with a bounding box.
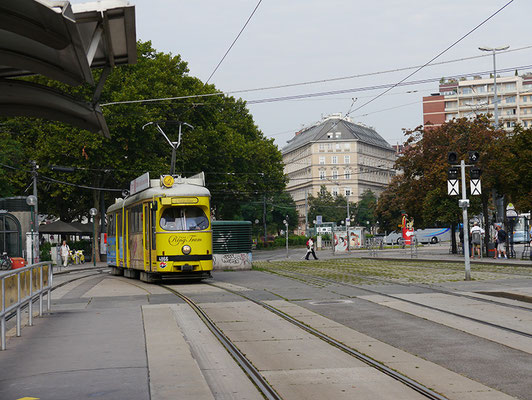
[270,263,532,313]
[160,284,283,400]
[160,282,450,400]
[265,268,532,340]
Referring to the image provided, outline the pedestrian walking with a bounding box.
[495,225,507,259]
[470,222,484,259]
[305,237,318,260]
[60,240,70,267]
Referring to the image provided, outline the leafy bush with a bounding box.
[40,242,52,261]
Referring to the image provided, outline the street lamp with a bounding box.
[283,219,289,258]
[89,208,98,266]
[478,45,510,127]
[26,195,37,264]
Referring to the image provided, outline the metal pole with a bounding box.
[170,144,177,176]
[305,189,308,235]
[492,51,499,127]
[29,269,33,326]
[32,161,39,263]
[461,160,471,280]
[16,274,21,337]
[346,194,350,252]
[263,195,267,246]
[1,278,5,350]
[30,205,34,265]
[285,223,289,258]
[93,216,96,266]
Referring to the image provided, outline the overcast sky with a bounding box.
[87,1,532,148]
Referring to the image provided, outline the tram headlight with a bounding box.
[182,245,191,255]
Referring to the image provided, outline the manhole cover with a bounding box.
[309,299,353,305]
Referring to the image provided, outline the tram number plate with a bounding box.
[181,265,193,272]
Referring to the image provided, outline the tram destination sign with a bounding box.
[130,172,150,195]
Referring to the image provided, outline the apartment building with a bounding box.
[423,73,532,129]
[281,114,396,230]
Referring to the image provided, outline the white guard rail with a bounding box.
[0,262,53,350]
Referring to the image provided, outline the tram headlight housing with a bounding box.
[182,245,192,255]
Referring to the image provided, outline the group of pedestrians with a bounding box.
[462,222,507,259]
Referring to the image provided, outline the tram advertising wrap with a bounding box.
[106,172,212,282]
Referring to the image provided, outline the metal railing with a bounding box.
[1,262,53,350]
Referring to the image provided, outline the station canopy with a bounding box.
[0,0,137,137]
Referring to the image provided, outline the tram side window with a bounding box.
[117,213,122,236]
[128,205,142,234]
[108,215,114,236]
[160,207,208,231]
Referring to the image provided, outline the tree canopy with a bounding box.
[376,116,531,235]
[0,41,287,223]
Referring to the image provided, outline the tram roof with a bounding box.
[107,179,210,214]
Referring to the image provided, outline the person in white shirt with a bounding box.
[470,222,484,259]
[60,240,70,267]
[305,237,318,260]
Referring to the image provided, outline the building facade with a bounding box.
[423,73,532,129]
[281,114,396,231]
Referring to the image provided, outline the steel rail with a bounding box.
[272,269,532,339]
[160,284,282,400]
[208,283,449,400]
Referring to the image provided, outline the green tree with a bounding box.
[377,116,515,252]
[0,41,286,224]
[354,189,377,227]
[0,129,24,196]
[308,186,354,226]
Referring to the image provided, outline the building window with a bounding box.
[344,155,350,164]
[461,87,473,95]
[332,169,338,180]
[344,187,352,196]
[504,82,516,91]
[332,187,338,196]
[319,143,325,152]
[523,96,528,103]
[319,170,326,180]
[0,214,21,257]
[335,132,341,138]
[331,156,338,164]
[335,143,341,151]
[524,121,529,127]
[319,156,325,165]
[506,96,516,103]
[327,143,333,151]
[344,143,350,150]
[327,132,333,138]
[345,169,351,179]
[506,122,511,128]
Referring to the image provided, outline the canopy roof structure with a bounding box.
[0,0,137,137]
[39,220,84,235]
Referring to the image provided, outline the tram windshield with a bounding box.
[160,206,209,231]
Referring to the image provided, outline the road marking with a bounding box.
[17,397,40,400]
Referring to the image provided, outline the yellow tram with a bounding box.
[106,172,212,282]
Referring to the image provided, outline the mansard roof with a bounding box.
[281,117,393,154]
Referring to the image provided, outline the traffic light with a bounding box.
[468,151,480,164]
[448,152,458,164]
[447,167,459,180]
[470,168,481,179]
